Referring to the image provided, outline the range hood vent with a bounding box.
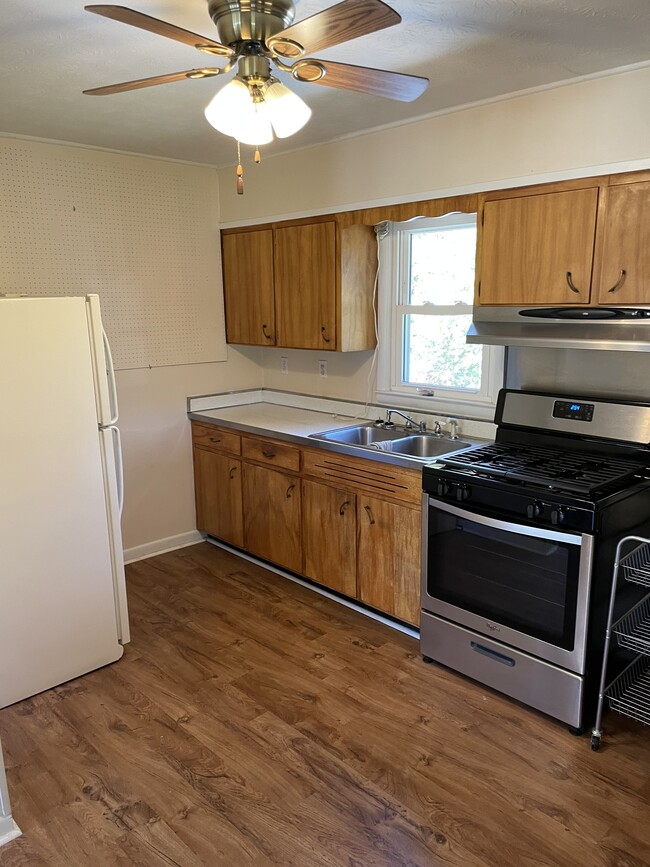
[467,307,650,352]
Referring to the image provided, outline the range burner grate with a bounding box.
[442,443,645,495]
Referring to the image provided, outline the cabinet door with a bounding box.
[222,229,276,345]
[274,222,337,350]
[595,181,650,304]
[242,463,302,573]
[302,480,356,597]
[479,187,599,305]
[193,448,243,547]
[357,496,421,626]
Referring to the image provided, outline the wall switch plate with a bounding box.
[280,357,289,374]
[318,360,328,377]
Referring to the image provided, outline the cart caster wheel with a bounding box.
[568,725,584,736]
[422,655,434,664]
[591,734,601,751]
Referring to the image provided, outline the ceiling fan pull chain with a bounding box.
[236,140,244,195]
[254,147,261,164]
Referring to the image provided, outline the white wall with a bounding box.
[216,64,650,405]
[0,137,263,555]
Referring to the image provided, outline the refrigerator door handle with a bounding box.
[104,424,124,515]
[103,328,119,426]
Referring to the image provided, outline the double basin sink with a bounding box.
[309,422,476,462]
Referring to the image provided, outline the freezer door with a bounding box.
[0,296,125,708]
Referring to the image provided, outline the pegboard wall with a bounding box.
[0,138,227,369]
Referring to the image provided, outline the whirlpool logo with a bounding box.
[486,621,501,632]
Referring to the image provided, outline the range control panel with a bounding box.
[553,400,595,422]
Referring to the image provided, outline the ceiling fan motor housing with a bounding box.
[208,0,296,46]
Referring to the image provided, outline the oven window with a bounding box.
[426,507,581,649]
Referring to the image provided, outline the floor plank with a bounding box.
[1,541,650,866]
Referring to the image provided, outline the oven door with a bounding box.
[421,495,594,674]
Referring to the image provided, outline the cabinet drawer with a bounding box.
[302,448,421,506]
[191,422,241,456]
[242,436,301,472]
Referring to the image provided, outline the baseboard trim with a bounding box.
[124,530,204,564]
[0,819,21,848]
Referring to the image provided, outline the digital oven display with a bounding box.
[552,400,595,422]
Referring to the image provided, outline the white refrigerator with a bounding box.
[0,294,130,708]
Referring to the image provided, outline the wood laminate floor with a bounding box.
[1,542,649,866]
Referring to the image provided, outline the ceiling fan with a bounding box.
[83,0,428,104]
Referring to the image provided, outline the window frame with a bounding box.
[375,213,504,420]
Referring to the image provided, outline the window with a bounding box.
[376,214,503,418]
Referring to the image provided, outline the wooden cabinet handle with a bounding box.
[607,269,627,294]
[339,500,350,516]
[565,272,581,294]
[286,484,296,499]
[321,325,331,343]
[262,323,273,340]
[229,466,237,479]
[262,449,276,459]
[364,505,375,525]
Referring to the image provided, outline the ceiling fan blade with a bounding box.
[84,5,233,56]
[267,0,400,57]
[83,68,221,95]
[294,59,428,102]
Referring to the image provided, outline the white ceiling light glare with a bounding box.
[263,79,311,138]
[204,79,273,145]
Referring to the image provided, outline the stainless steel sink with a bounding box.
[385,435,472,458]
[314,424,406,446]
[310,423,479,463]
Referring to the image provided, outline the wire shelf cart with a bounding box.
[591,535,650,750]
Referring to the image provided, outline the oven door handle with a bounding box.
[427,496,583,545]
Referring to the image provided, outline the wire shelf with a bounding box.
[613,594,650,654]
[619,543,650,588]
[607,655,650,727]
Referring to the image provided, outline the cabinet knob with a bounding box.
[262,449,276,459]
[607,269,627,294]
[262,323,273,340]
[364,504,375,525]
[209,437,221,444]
[229,466,237,480]
[286,484,296,499]
[339,500,351,516]
[320,325,331,344]
[565,272,581,294]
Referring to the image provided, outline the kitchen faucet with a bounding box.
[384,409,427,433]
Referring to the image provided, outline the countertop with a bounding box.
[189,400,490,471]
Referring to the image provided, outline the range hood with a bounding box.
[467,307,650,352]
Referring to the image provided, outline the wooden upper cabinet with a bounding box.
[594,180,650,305]
[274,221,337,350]
[478,187,599,305]
[222,217,377,351]
[222,229,276,345]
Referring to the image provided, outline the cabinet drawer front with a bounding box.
[302,448,421,506]
[242,436,301,472]
[191,423,241,456]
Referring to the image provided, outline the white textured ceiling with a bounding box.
[2,0,650,167]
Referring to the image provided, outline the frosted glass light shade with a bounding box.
[264,80,311,138]
[204,79,273,145]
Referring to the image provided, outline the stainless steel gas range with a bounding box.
[421,389,650,731]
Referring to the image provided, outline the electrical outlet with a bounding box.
[318,360,328,377]
[280,356,289,374]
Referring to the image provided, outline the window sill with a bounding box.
[374,389,497,422]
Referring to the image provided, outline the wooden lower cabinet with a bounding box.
[357,495,421,626]
[242,463,302,573]
[193,447,243,547]
[302,480,357,597]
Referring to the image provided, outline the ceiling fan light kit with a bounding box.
[84,0,429,193]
